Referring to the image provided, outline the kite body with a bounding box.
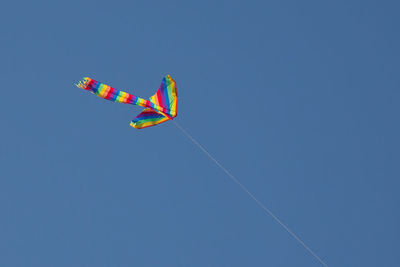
[76,75,177,129]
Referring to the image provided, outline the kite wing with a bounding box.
[149,75,178,118]
[130,108,169,129]
[130,76,178,129]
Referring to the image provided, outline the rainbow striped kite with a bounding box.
[76,75,178,129]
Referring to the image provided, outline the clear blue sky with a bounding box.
[1,0,399,266]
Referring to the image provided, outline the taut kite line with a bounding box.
[76,75,177,129]
[75,75,328,266]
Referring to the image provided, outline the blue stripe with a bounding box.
[133,113,165,122]
[161,78,170,110]
[111,90,120,101]
[92,81,100,93]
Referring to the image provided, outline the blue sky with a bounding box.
[1,0,399,266]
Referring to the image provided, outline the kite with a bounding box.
[76,75,177,129]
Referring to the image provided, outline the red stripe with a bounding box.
[156,90,163,107]
[105,87,115,100]
[87,79,95,90]
[143,100,151,107]
[126,94,133,104]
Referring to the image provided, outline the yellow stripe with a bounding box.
[97,84,105,96]
[101,85,111,97]
[120,92,128,103]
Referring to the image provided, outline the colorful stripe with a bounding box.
[130,108,170,129]
[76,75,178,129]
[149,75,178,118]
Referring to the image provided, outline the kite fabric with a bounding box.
[76,75,178,129]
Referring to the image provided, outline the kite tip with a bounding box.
[130,121,138,129]
[75,77,90,89]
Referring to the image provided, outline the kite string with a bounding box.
[173,120,328,267]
